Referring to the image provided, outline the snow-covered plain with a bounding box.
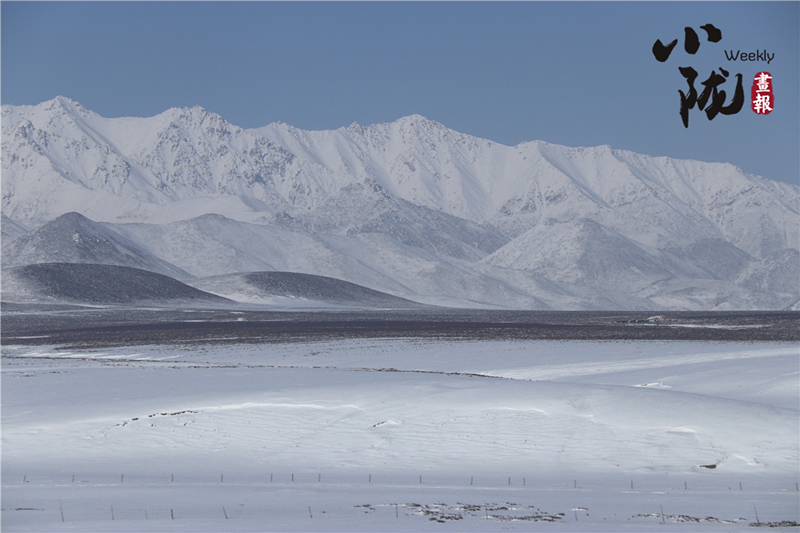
[2,336,798,531]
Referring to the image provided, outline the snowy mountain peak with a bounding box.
[159,104,223,128]
[2,98,798,309]
[49,95,87,114]
[394,113,445,129]
[46,95,100,123]
[32,95,88,116]
[388,114,484,147]
[1,95,92,132]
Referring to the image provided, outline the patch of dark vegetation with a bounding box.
[674,515,737,524]
[2,309,797,349]
[405,503,463,522]
[3,263,228,305]
[749,521,800,528]
[355,366,503,380]
[7,371,65,378]
[486,504,509,511]
[353,504,375,514]
[146,410,199,418]
[402,501,562,523]
[493,514,563,522]
[455,503,482,512]
[109,409,201,429]
[634,513,747,524]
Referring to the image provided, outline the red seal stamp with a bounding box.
[751,72,773,115]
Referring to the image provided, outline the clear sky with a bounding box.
[2,1,798,185]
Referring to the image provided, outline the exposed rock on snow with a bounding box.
[482,218,701,286]
[663,238,755,281]
[737,248,800,296]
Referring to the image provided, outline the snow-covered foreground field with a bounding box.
[2,338,798,531]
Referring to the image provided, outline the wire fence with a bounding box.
[7,473,798,526]
[14,472,800,492]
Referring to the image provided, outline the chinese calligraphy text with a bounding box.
[653,24,744,128]
[751,72,773,115]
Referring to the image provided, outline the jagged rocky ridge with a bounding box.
[1,97,798,309]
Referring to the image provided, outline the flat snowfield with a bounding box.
[2,330,799,530]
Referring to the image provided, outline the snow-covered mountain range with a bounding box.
[2,96,798,309]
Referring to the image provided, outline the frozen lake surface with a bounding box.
[2,309,798,530]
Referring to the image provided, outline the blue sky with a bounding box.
[2,2,798,185]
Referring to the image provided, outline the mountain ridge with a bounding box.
[2,97,798,310]
[4,97,797,254]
